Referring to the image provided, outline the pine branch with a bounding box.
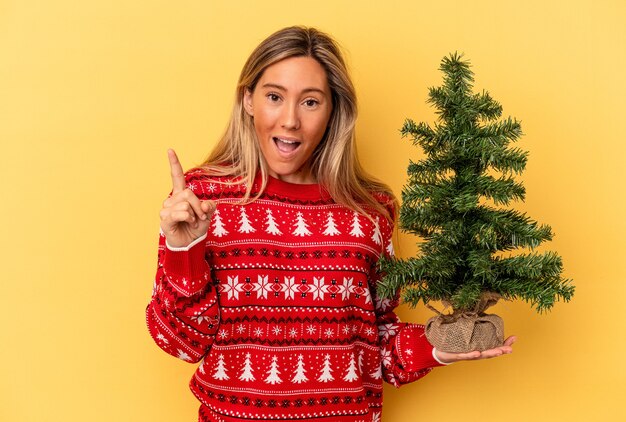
[440,52,474,96]
[407,159,452,185]
[489,147,528,175]
[449,191,479,213]
[492,253,571,312]
[466,249,496,285]
[494,250,563,279]
[472,90,503,121]
[377,255,427,299]
[473,206,553,251]
[402,119,456,158]
[475,117,523,149]
[474,174,526,205]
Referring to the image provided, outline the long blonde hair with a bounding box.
[199,26,396,220]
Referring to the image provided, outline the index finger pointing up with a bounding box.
[167,149,186,194]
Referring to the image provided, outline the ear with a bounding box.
[243,88,254,117]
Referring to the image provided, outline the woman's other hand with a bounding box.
[435,336,517,364]
[159,149,216,248]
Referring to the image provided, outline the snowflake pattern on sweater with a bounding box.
[146,171,443,421]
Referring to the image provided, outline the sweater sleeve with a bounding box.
[370,204,445,388]
[374,295,445,387]
[145,228,219,364]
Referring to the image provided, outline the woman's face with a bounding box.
[244,56,333,184]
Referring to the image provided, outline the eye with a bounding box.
[267,93,281,102]
[304,99,319,108]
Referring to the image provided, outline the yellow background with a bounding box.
[1,0,624,420]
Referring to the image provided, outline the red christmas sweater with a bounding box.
[146,170,445,421]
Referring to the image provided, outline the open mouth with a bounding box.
[273,137,301,153]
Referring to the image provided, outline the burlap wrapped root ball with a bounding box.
[424,292,505,353]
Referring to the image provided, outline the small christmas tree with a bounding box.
[378,52,575,352]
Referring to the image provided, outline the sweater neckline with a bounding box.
[257,173,332,201]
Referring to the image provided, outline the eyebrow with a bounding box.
[260,83,327,96]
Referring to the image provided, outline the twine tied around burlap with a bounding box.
[424,292,504,353]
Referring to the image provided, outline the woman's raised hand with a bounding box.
[159,149,216,248]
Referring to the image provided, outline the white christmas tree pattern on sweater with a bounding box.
[322,211,341,236]
[264,356,282,385]
[357,350,365,375]
[265,209,282,235]
[291,354,309,384]
[213,354,230,380]
[215,352,379,386]
[212,209,229,237]
[239,353,256,381]
[369,363,382,380]
[317,354,335,382]
[238,207,256,233]
[293,212,312,236]
[371,215,383,245]
[209,207,387,242]
[386,238,395,256]
[343,353,359,382]
[349,211,364,237]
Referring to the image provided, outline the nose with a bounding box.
[280,102,300,130]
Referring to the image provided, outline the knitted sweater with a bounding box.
[146,170,444,421]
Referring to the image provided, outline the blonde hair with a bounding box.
[199,26,396,220]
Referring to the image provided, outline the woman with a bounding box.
[147,26,515,421]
